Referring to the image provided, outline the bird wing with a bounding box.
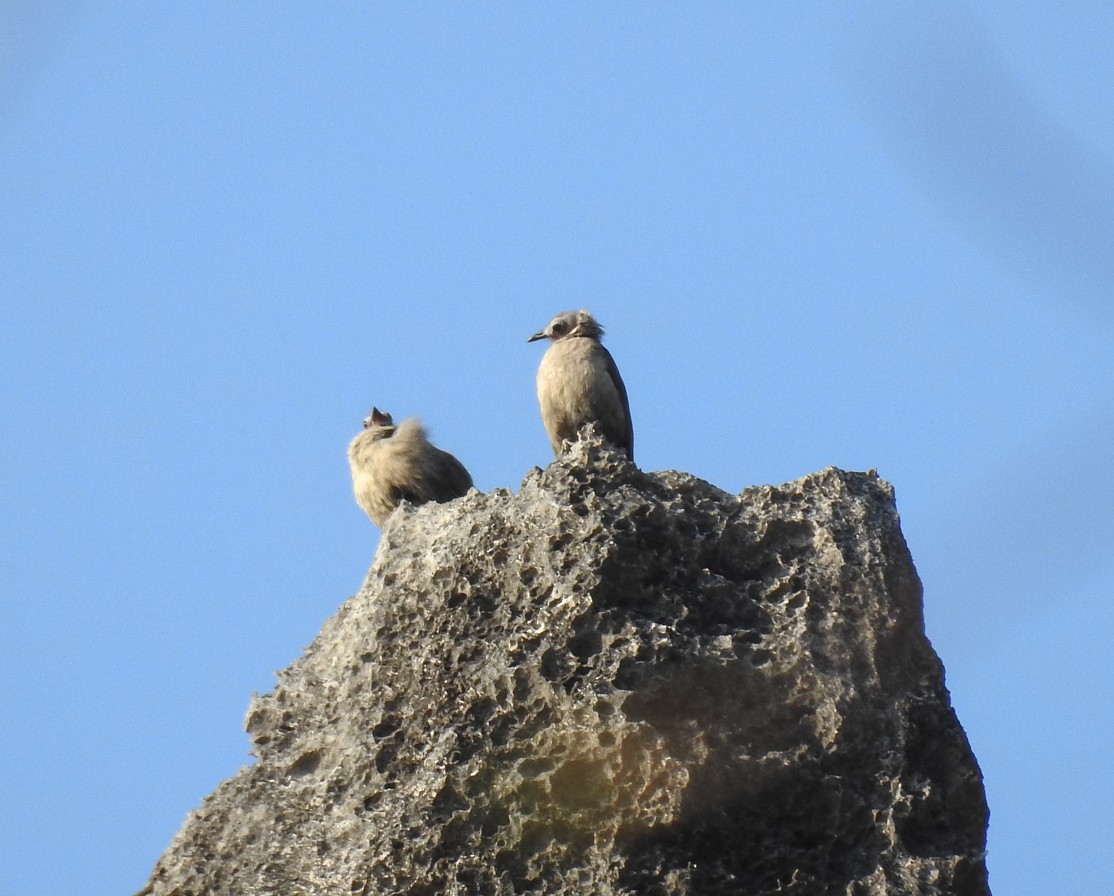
[428,448,474,501]
[602,346,634,461]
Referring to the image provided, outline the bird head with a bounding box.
[362,407,397,438]
[528,309,604,343]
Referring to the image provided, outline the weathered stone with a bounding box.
[139,430,989,896]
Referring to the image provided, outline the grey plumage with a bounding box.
[528,309,634,461]
[347,408,473,527]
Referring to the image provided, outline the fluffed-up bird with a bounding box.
[347,408,473,527]
[528,309,634,461]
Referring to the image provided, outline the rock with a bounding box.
[138,430,990,896]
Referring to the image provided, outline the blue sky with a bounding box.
[2,3,1111,893]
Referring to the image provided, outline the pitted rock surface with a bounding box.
[139,432,990,896]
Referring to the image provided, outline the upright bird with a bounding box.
[347,408,473,527]
[528,309,634,461]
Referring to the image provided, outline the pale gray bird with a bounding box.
[528,309,634,461]
[347,408,473,527]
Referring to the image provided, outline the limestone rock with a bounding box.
[139,430,990,896]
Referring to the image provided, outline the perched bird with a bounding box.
[528,309,634,461]
[347,408,473,527]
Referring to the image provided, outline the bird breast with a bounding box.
[537,339,616,433]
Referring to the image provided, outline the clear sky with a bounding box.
[2,3,1111,894]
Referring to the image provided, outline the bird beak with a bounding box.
[528,329,547,343]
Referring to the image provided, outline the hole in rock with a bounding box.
[288,750,322,778]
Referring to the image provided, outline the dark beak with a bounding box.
[527,329,547,343]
